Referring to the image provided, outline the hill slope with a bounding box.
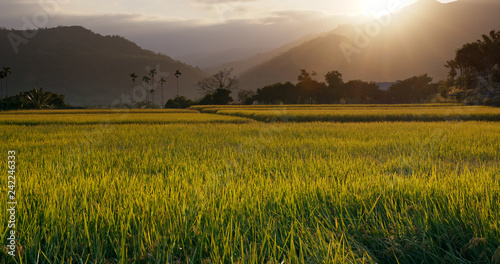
[205,33,322,75]
[239,0,500,90]
[0,26,206,106]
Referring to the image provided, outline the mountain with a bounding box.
[238,0,500,90]
[174,47,269,70]
[205,33,321,75]
[0,26,206,106]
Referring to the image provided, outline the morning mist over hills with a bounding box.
[0,0,499,106]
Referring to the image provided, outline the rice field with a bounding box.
[0,109,251,125]
[191,105,500,123]
[1,106,499,263]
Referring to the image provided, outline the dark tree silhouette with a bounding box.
[388,74,434,103]
[247,69,444,105]
[3,67,11,98]
[0,70,4,110]
[0,67,12,110]
[150,89,156,108]
[296,69,324,104]
[238,90,255,105]
[197,68,238,93]
[24,87,66,109]
[175,70,182,97]
[320,70,344,103]
[148,69,157,106]
[213,89,233,105]
[196,68,238,105]
[129,72,138,103]
[325,71,344,89]
[252,82,298,104]
[2,87,66,109]
[165,96,193,109]
[159,77,166,108]
[444,30,500,105]
[142,75,151,108]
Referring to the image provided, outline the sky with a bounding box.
[0,0,456,58]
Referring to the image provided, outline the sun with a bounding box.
[361,0,405,16]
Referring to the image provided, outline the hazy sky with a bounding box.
[0,0,456,58]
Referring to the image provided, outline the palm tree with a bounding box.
[142,75,151,108]
[149,69,157,81]
[159,78,166,108]
[3,67,11,98]
[148,69,157,107]
[0,71,4,110]
[478,30,500,70]
[129,73,138,105]
[175,70,182,97]
[26,87,53,109]
[150,89,156,108]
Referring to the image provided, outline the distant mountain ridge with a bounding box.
[174,47,269,71]
[238,0,500,90]
[0,26,206,106]
[205,33,322,75]
[2,0,499,105]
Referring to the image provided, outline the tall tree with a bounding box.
[0,70,4,110]
[212,88,233,105]
[196,68,238,105]
[150,89,155,108]
[175,70,182,97]
[3,67,12,98]
[197,68,238,93]
[296,69,324,104]
[148,69,157,106]
[159,77,166,109]
[321,70,344,103]
[325,70,344,88]
[447,30,500,88]
[444,30,500,104]
[129,73,138,105]
[142,75,151,108]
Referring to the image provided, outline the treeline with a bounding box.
[243,70,440,105]
[240,30,499,106]
[1,87,67,110]
[164,92,231,108]
[442,30,500,105]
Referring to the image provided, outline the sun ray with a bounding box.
[361,0,407,16]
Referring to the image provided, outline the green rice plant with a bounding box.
[0,109,499,263]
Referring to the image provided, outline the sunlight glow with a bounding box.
[361,0,406,16]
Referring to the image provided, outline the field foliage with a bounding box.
[0,110,252,125]
[191,105,500,123]
[1,107,499,263]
